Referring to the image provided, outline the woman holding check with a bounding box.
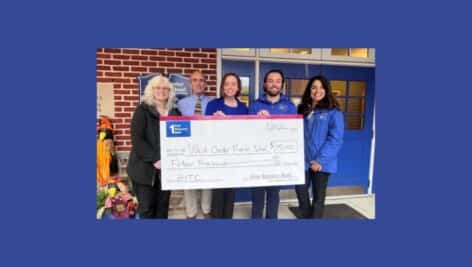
[205,72,248,218]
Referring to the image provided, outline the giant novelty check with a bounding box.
[159,115,305,190]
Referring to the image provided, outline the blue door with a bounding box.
[260,62,375,192]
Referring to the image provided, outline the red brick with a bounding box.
[176,52,191,57]
[113,54,130,60]
[131,55,148,60]
[112,78,131,83]
[201,48,216,52]
[149,56,166,61]
[149,67,165,73]
[158,51,175,56]
[167,48,183,51]
[193,64,208,68]
[201,58,216,64]
[123,84,138,89]
[192,53,207,58]
[97,78,113,83]
[115,101,131,107]
[96,71,103,77]
[184,48,200,52]
[115,113,131,118]
[97,65,111,71]
[115,90,131,95]
[167,68,183,73]
[184,58,199,63]
[141,50,158,55]
[124,107,136,112]
[159,62,175,67]
[124,96,139,101]
[123,49,140,54]
[97,53,111,59]
[124,72,140,78]
[122,61,139,66]
[97,48,104,52]
[104,48,121,53]
[113,66,129,71]
[131,67,147,72]
[114,95,122,100]
[176,63,191,68]
[105,72,122,77]
[209,54,216,58]
[167,57,182,62]
[141,61,157,66]
[97,59,103,65]
[104,60,121,65]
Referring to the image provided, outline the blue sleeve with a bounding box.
[315,110,344,166]
[205,100,216,115]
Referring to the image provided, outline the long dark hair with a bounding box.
[297,75,340,116]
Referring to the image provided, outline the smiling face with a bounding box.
[264,72,283,97]
[310,79,326,102]
[190,71,206,96]
[152,82,170,103]
[223,75,239,97]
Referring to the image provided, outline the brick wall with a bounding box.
[96,48,217,152]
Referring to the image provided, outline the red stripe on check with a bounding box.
[160,115,303,121]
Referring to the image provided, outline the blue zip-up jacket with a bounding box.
[304,108,344,173]
[248,94,297,115]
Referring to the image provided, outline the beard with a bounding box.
[265,88,281,97]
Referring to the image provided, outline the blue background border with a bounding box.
[1,0,470,266]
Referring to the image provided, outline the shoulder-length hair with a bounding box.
[219,72,242,98]
[297,75,340,116]
[142,75,176,113]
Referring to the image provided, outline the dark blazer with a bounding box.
[127,102,181,186]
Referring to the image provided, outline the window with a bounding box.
[239,76,251,106]
[221,48,256,57]
[331,80,367,130]
[331,48,369,58]
[287,79,309,108]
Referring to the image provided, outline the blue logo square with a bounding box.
[166,121,191,137]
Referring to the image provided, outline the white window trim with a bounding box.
[221,48,256,57]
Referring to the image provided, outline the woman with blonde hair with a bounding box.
[127,75,181,219]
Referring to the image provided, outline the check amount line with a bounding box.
[166,151,297,157]
[166,164,285,170]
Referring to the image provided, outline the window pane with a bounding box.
[270,48,290,54]
[289,79,309,95]
[346,115,364,129]
[350,48,369,58]
[349,81,366,96]
[240,76,250,96]
[336,97,346,112]
[330,80,347,96]
[331,48,349,56]
[230,48,251,51]
[347,98,365,113]
[292,48,312,54]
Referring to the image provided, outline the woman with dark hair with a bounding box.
[295,75,344,218]
[205,72,248,218]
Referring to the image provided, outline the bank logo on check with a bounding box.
[166,121,191,137]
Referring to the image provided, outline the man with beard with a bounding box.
[249,69,297,219]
